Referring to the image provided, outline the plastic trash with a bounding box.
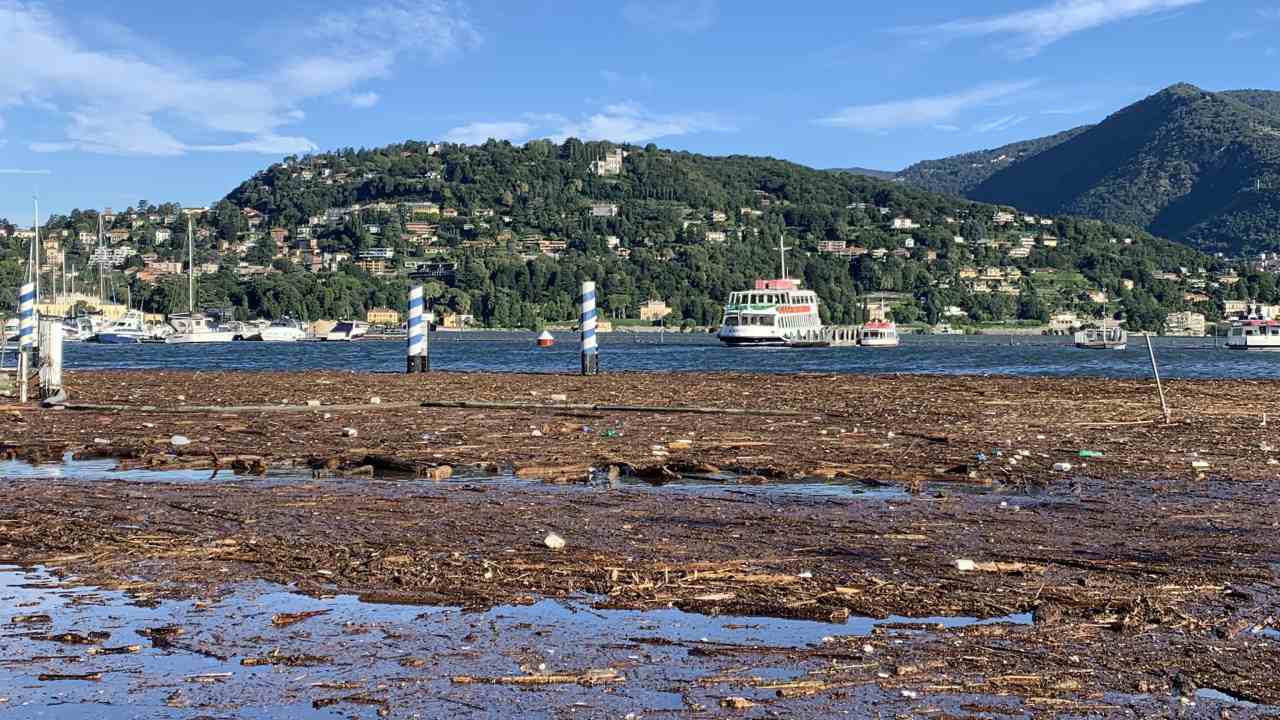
[543,532,565,550]
[1190,460,1210,470]
[1053,462,1073,472]
[1078,450,1104,458]
[170,435,191,447]
[953,559,976,572]
[369,397,381,405]
[340,427,358,438]
[602,429,620,438]
[975,452,988,463]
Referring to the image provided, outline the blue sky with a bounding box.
[2,0,1278,222]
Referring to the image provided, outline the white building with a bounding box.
[590,148,627,176]
[1164,311,1206,337]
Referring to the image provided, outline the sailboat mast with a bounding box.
[778,234,789,280]
[187,217,195,317]
[32,197,40,304]
[98,213,106,303]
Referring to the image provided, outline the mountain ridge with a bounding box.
[895,83,1280,254]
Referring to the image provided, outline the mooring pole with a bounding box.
[1145,333,1171,425]
[407,284,427,373]
[580,280,599,375]
[17,281,35,403]
[38,317,63,402]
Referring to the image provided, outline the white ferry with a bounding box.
[859,320,900,347]
[1225,320,1280,351]
[717,279,826,346]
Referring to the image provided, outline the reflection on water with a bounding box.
[57,333,1271,379]
[0,565,1030,718]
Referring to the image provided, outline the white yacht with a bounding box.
[251,319,307,342]
[1225,320,1280,351]
[166,218,235,344]
[92,310,149,344]
[717,237,826,347]
[324,320,370,342]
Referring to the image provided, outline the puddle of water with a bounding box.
[0,453,313,485]
[1196,687,1260,707]
[0,565,1031,717]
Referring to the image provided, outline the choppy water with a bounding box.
[6,331,1270,378]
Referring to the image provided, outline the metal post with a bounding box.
[38,318,63,401]
[17,282,35,403]
[1145,333,1171,425]
[407,285,428,373]
[580,281,599,375]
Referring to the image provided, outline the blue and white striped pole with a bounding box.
[407,284,428,373]
[17,282,35,403]
[580,280,599,375]
[18,282,35,350]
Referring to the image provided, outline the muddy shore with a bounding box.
[1,370,1278,717]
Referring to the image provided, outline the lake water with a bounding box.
[34,332,1273,379]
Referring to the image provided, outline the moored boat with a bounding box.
[1225,319,1280,351]
[717,237,827,347]
[165,218,235,344]
[859,320,900,347]
[537,330,555,347]
[324,320,370,342]
[249,319,307,342]
[1074,326,1128,350]
[91,310,149,344]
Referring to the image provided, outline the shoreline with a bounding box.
[1,370,1277,712]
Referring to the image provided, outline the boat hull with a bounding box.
[92,333,144,344]
[165,332,237,344]
[1074,343,1127,350]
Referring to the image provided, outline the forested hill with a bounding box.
[896,126,1092,197]
[898,84,1280,254]
[206,138,1261,330]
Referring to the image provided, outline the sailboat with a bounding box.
[165,218,235,344]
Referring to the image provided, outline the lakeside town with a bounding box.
[4,143,1278,340]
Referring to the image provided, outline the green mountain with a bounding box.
[900,84,1280,254]
[11,139,1272,331]
[205,139,1252,330]
[897,126,1092,197]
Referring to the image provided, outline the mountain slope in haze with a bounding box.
[960,84,1280,253]
[827,166,899,180]
[897,126,1092,197]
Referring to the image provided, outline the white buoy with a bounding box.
[537,330,555,348]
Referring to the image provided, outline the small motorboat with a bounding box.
[1074,326,1127,350]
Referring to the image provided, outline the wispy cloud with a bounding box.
[347,92,381,109]
[902,0,1204,57]
[2,0,476,156]
[444,102,732,146]
[817,81,1038,132]
[0,168,52,175]
[1041,102,1101,115]
[974,114,1029,133]
[622,0,717,32]
[444,121,534,145]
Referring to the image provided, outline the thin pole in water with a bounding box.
[1145,333,1171,425]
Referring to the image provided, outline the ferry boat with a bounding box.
[859,320,900,347]
[1225,320,1280,351]
[717,237,827,347]
[1074,326,1128,350]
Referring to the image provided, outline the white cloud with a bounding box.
[0,0,475,156]
[554,102,731,142]
[444,102,731,146]
[0,168,52,175]
[444,121,534,145]
[818,81,1038,131]
[904,0,1204,57]
[974,114,1029,133]
[622,0,717,32]
[348,92,381,109]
